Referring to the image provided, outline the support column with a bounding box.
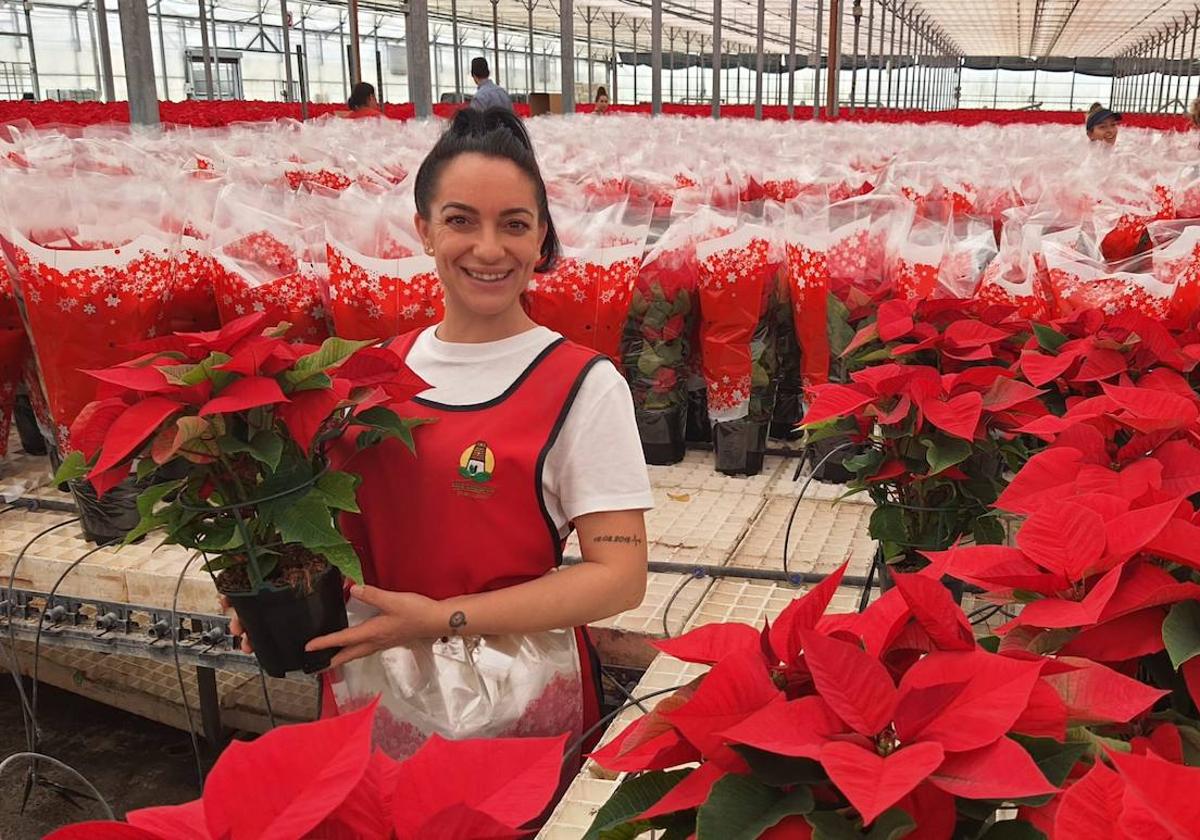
[94,0,116,101]
[875,0,884,106]
[711,0,721,118]
[526,0,536,96]
[631,19,642,104]
[491,0,501,83]
[585,8,594,99]
[826,0,841,116]
[451,0,461,98]
[787,0,798,116]
[279,0,294,101]
[651,0,662,113]
[868,0,878,109]
[196,0,214,99]
[886,0,897,109]
[754,0,765,119]
[902,7,913,108]
[668,30,676,103]
[348,0,361,85]
[85,0,102,97]
[1186,16,1198,110]
[155,1,168,98]
[561,0,576,111]
[608,13,620,104]
[21,0,40,99]
[117,0,159,124]
[405,0,431,117]
[850,0,862,109]
[814,0,824,118]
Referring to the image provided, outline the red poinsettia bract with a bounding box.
[45,700,567,840]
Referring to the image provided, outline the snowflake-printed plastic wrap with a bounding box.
[6,226,176,453]
[524,200,651,362]
[159,176,222,333]
[1095,183,1177,263]
[1148,222,1200,324]
[825,195,913,288]
[211,188,330,342]
[328,244,442,341]
[784,209,835,390]
[976,236,1051,320]
[696,221,784,423]
[890,222,944,302]
[1042,227,1174,318]
[326,189,442,340]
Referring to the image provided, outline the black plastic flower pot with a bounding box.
[68,475,142,545]
[807,435,863,484]
[14,393,47,456]
[769,386,803,441]
[685,387,712,444]
[713,418,769,476]
[225,563,348,678]
[636,405,687,465]
[876,549,965,605]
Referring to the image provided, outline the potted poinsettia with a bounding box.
[46,700,567,840]
[53,312,427,677]
[583,562,1156,837]
[624,231,697,465]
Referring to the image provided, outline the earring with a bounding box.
[424,244,433,255]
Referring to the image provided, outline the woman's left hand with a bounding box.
[305,585,440,668]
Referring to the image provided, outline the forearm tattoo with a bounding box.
[448,610,468,635]
[591,534,645,547]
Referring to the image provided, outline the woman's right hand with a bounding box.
[219,595,254,654]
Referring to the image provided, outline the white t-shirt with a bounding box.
[406,325,654,536]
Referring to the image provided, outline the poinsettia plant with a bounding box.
[53,311,426,588]
[46,700,567,840]
[584,561,1169,838]
[51,312,428,674]
[802,297,1045,571]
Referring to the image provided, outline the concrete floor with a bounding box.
[0,677,204,839]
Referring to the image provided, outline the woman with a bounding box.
[1086,102,1120,145]
[345,81,381,117]
[230,108,651,759]
[594,86,610,114]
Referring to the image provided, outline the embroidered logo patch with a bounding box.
[458,441,495,484]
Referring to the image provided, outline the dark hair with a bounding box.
[596,86,608,99]
[470,57,490,79]
[348,81,376,110]
[414,108,559,273]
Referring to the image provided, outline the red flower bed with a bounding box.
[0,98,1190,130]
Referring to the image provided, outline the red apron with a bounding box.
[323,329,606,748]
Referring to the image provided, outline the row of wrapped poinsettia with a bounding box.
[582,300,1200,838]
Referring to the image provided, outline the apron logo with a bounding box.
[458,441,495,484]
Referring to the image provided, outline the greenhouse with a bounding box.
[2,2,1200,840]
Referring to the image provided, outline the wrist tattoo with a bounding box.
[448,610,468,634]
[591,534,644,547]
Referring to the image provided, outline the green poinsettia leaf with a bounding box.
[1164,600,1200,670]
[315,470,361,514]
[695,774,811,840]
[583,769,691,840]
[52,450,90,485]
[285,337,374,387]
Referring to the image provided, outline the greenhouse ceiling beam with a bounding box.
[617,0,791,48]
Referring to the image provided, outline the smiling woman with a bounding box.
[274,108,654,770]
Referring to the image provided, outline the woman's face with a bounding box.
[595,95,609,113]
[1089,118,1119,144]
[415,153,546,321]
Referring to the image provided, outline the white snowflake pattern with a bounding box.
[424,306,437,318]
[82,303,96,315]
[58,298,77,312]
[235,304,245,315]
[252,301,266,313]
[310,305,325,319]
[105,294,120,308]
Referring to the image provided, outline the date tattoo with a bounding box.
[591,534,644,546]
[448,610,468,634]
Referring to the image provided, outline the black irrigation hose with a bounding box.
[600,667,649,716]
[0,753,114,821]
[782,442,857,579]
[561,685,682,772]
[171,553,207,792]
[4,517,83,756]
[31,540,118,756]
